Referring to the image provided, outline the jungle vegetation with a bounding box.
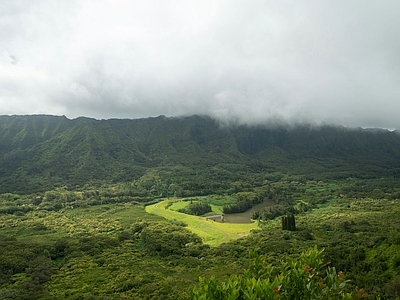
[1,115,400,299]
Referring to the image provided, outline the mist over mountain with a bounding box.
[2,2,400,129]
[1,114,400,194]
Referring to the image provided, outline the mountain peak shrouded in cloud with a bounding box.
[1,1,400,129]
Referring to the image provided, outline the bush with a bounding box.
[253,204,295,221]
[178,202,211,216]
[297,230,314,240]
[192,247,366,299]
[169,219,188,227]
[223,199,253,214]
[385,277,400,299]
[140,223,202,256]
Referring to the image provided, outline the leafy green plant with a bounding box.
[192,247,366,299]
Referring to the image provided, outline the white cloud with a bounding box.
[1,0,400,128]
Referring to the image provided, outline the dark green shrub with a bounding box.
[223,199,253,214]
[192,247,365,299]
[178,202,211,216]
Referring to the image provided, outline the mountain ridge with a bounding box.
[1,114,400,194]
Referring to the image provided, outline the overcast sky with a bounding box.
[1,1,400,128]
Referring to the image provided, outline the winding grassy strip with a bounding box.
[145,200,259,246]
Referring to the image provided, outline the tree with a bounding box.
[282,214,296,231]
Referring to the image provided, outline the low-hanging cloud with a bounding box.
[1,0,400,129]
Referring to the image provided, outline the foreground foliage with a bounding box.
[192,247,366,300]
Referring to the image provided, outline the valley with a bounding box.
[1,115,400,299]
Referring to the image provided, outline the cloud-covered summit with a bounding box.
[1,1,400,129]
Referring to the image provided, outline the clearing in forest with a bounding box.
[145,200,259,247]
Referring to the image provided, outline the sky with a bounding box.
[1,1,400,129]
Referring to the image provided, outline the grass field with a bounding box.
[146,200,259,246]
[168,200,190,211]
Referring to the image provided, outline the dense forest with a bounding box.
[1,115,400,299]
[1,114,400,195]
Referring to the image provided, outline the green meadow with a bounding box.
[146,199,259,246]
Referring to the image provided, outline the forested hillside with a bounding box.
[2,115,400,299]
[1,115,400,194]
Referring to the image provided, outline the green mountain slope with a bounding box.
[1,114,400,193]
